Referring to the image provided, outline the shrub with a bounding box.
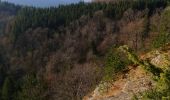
[103,47,130,81]
[152,7,170,48]
[15,74,47,100]
[1,77,13,100]
[160,7,170,33]
[152,33,170,48]
[140,70,170,99]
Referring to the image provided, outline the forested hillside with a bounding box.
[0,1,20,34]
[0,0,170,100]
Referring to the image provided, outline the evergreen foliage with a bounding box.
[12,2,107,36]
[0,0,169,99]
[153,33,170,48]
[140,70,170,99]
[11,0,168,42]
[1,77,12,100]
[16,75,46,100]
[153,7,170,48]
[0,1,20,14]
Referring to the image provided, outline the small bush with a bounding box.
[103,47,130,81]
[152,33,170,48]
[15,74,47,100]
[152,7,170,48]
[1,77,13,100]
[140,70,170,99]
[160,7,170,33]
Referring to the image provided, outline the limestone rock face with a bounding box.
[151,53,170,70]
[84,44,170,100]
[83,67,154,100]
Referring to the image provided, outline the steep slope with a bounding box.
[84,43,170,100]
[0,0,169,100]
[0,2,20,34]
[84,66,154,100]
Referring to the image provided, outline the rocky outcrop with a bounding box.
[84,44,170,100]
[84,67,154,100]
